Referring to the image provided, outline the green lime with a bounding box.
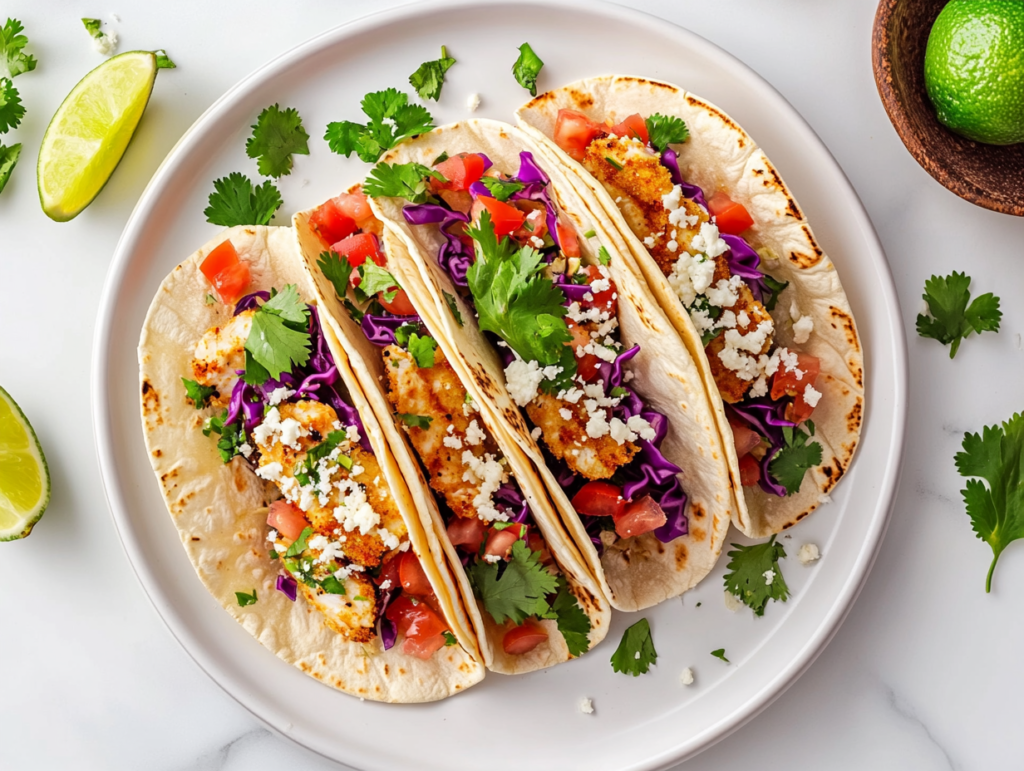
[37,51,158,221]
[924,0,1024,145]
[0,386,50,541]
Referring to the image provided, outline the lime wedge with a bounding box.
[0,386,50,541]
[37,50,158,222]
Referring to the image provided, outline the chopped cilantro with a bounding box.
[597,246,611,266]
[610,618,656,676]
[0,77,24,133]
[0,19,36,79]
[645,113,689,152]
[204,172,282,227]
[294,430,348,487]
[269,549,279,560]
[320,575,346,595]
[235,589,258,607]
[0,141,20,194]
[604,156,623,171]
[245,104,310,178]
[363,161,444,203]
[393,324,418,347]
[343,298,364,323]
[443,290,464,326]
[551,576,592,657]
[153,50,176,69]
[512,42,543,96]
[917,271,1001,358]
[398,413,433,430]
[711,648,729,663]
[203,410,246,463]
[609,386,628,398]
[480,176,525,202]
[407,333,437,368]
[81,18,102,39]
[722,535,789,616]
[284,526,314,558]
[583,229,596,239]
[204,293,216,305]
[431,151,449,166]
[763,274,789,312]
[768,421,823,495]
[469,539,558,625]
[324,88,434,163]
[357,262,400,303]
[353,595,369,602]
[181,377,216,409]
[955,412,1024,592]
[409,45,456,101]
[243,285,312,381]
[442,630,458,647]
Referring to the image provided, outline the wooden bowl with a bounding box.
[873,0,1024,215]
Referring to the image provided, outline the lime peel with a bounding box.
[0,385,50,541]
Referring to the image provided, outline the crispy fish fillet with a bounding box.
[190,310,254,407]
[305,572,378,643]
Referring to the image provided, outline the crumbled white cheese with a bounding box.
[579,698,594,715]
[483,554,502,564]
[379,579,392,591]
[504,357,561,407]
[239,442,253,459]
[464,419,486,446]
[643,235,656,248]
[346,424,361,444]
[93,31,118,56]
[461,451,509,521]
[590,277,611,294]
[763,569,776,585]
[803,383,822,408]
[266,529,278,544]
[798,543,821,565]
[379,527,400,551]
[332,479,380,535]
[256,462,284,482]
[667,252,716,307]
[690,221,729,258]
[793,315,814,344]
[530,236,545,249]
[681,667,695,686]
[466,93,481,112]
[530,426,543,440]
[724,590,743,612]
[268,387,296,406]
[705,276,743,309]
[559,407,573,421]
[443,434,463,450]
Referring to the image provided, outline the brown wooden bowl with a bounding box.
[873,0,1024,215]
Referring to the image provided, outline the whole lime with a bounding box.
[924,0,1024,145]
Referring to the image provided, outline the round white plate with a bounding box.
[92,1,906,768]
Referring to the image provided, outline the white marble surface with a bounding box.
[2,0,1022,769]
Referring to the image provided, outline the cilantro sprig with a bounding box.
[469,538,558,625]
[443,290,464,326]
[0,19,36,79]
[551,576,591,657]
[356,262,400,303]
[480,176,525,202]
[317,250,353,301]
[181,378,216,409]
[204,172,282,227]
[763,274,789,312]
[955,412,1024,592]
[363,162,444,203]
[723,535,789,616]
[324,88,434,163]
[0,19,34,194]
[710,648,729,663]
[409,46,456,102]
[916,272,1001,359]
[0,141,19,194]
[243,285,312,382]
[245,104,310,178]
[512,43,544,97]
[0,77,24,133]
[644,113,689,152]
[442,630,458,647]
[768,420,822,496]
[610,618,657,676]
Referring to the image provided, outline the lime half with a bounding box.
[37,50,158,221]
[0,386,50,541]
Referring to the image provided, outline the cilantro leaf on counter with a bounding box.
[317,250,353,301]
[204,172,282,227]
[955,412,1024,592]
[363,162,444,203]
[407,333,437,369]
[644,113,689,152]
[409,45,456,101]
[442,630,458,647]
[551,576,592,657]
[768,420,822,495]
[235,589,258,607]
[245,104,310,178]
[512,42,543,97]
[0,77,24,133]
[181,378,216,409]
[324,88,434,163]
[398,413,433,430]
[0,19,36,79]
[916,272,1001,358]
[763,274,789,312]
[469,538,558,625]
[722,535,789,616]
[610,618,656,676]
[243,285,311,381]
[480,176,524,202]
[443,290,464,326]
[0,141,20,194]
[357,261,399,303]
[710,648,729,663]
[153,49,176,69]
[81,18,102,39]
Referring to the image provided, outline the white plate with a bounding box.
[92,1,906,768]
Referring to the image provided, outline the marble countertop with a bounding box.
[3,1,1021,769]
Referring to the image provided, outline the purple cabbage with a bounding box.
[596,344,640,390]
[276,573,298,602]
[661,148,707,209]
[403,204,473,288]
[361,313,420,346]
[233,291,270,316]
[511,152,560,247]
[375,586,397,651]
[721,233,771,305]
[553,275,594,303]
[728,398,796,497]
[494,482,530,524]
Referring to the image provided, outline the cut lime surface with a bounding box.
[37,50,158,221]
[0,386,50,541]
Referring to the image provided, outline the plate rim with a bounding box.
[91,0,908,768]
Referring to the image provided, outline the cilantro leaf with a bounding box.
[324,88,434,163]
[261,283,308,323]
[443,290,464,326]
[398,413,433,429]
[203,410,246,463]
[916,272,1001,358]
[0,141,20,194]
[204,172,282,227]
[245,104,310,178]
[610,618,656,676]
[358,262,400,303]
[0,77,24,133]
[480,176,525,202]
[153,50,176,69]
[407,333,437,368]
[241,349,271,386]
[243,287,312,380]
[711,648,729,663]
[645,113,689,152]
[469,538,558,625]
[723,535,790,616]
[363,162,443,203]
[955,412,1024,592]
[597,246,611,266]
[763,274,789,312]
[181,377,217,409]
[551,576,591,657]
[320,575,346,595]
[235,589,258,606]
[512,42,543,97]
[316,250,353,301]
[284,527,314,558]
[0,19,36,79]
[81,18,102,39]
[768,421,822,495]
[442,630,458,647]
[409,45,456,101]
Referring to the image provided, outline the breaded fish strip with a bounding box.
[190,310,254,406]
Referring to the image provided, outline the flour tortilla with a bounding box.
[516,77,865,538]
[293,190,610,673]
[370,120,735,612]
[139,225,484,702]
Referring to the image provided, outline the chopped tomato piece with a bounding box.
[578,265,617,315]
[483,523,526,560]
[729,419,762,457]
[448,516,486,553]
[566,320,601,382]
[403,633,448,660]
[434,153,486,192]
[377,553,402,590]
[572,481,626,519]
[556,221,581,258]
[379,288,417,316]
[770,353,820,400]
[738,454,761,487]
[200,240,251,304]
[309,199,357,245]
[333,190,374,231]
[707,191,754,236]
[331,233,385,269]
[439,189,474,215]
[608,113,649,145]
[511,200,548,242]
[785,392,817,424]
[397,551,434,597]
[385,595,449,659]
[613,496,667,539]
[553,109,606,162]
[477,196,526,236]
[266,500,309,543]
[502,621,549,655]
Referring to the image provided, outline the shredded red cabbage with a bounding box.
[375,587,397,650]
[721,233,771,305]
[403,204,473,288]
[661,148,708,209]
[728,398,795,497]
[234,290,270,316]
[276,573,298,602]
[361,312,421,346]
[494,482,530,524]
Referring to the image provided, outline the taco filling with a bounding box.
[551,110,825,498]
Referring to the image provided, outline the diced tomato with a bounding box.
[566,320,601,382]
[707,191,754,236]
[439,189,474,215]
[377,553,402,590]
[556,221,581,258]
[333,190,375,231]
[397,551,434,597]
[613,496,667,539]
[477,196,526,237]
[385,595,449,659]
[608,113,649,145]
[200,240,251,304]
[379,288,417,316]
[483,523,526,560]
[553,109,606,162]
[331,233,385,269]
[447,516,486,553]
[403,633,448,660]
[511,200,548,242]
[578,265,617,315]
[266,500,309,543]
[572,481,626,519]
[502,622,549,655]
[434,153,486,192]
[730,419,762,457]
[309,199,357,245]
[770,353,820,400]
[785,392,817,424]
[738,454,761,486]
